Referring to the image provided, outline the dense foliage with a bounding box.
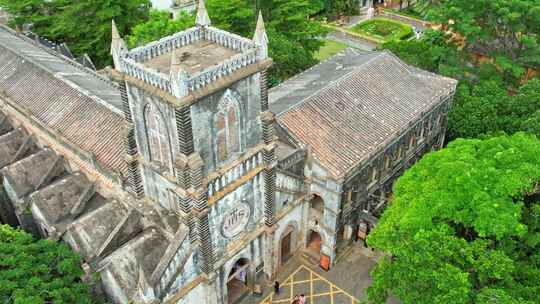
[449,78,540,139]
[127,10,194,48]
[258,0,328,84]
[429,0,540,71]
[0,0,151,68]
[367,133,540,304]
[310,0,360,19]
[0,225,94,304]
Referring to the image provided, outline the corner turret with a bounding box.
[195,0,211,27]
[110,20,127,70]
[169,52,189,98]
[253,11,269,59]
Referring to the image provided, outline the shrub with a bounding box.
[352,18,413,42]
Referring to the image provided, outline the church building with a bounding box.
[0,1,456,303]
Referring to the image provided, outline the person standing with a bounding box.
[299,294,306,304]
[274,281,280,295]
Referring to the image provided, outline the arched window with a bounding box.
[216,112,227,161]
[144,103,173,172]
[216,92,241,163]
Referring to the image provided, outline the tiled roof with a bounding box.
[0,26,127,176]
[273,49,457,179]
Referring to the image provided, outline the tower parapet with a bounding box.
[114,8,266,99]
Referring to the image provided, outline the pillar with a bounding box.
[189,153,215,275]
[260,111,278,277]
[119,81,144,198]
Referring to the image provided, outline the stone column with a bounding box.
[260,111,278,277]
[174,105,198,243]
[260,69,269,111]
[119,81,144,198]
[189,153,215,275]
[174,106,194,155]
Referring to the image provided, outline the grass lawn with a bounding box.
[315,40,349,61]
[351,18,413,42]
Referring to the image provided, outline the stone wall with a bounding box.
[190,74,263,175]
[208,172,265,262]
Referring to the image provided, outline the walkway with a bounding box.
[259,265,359,304]
[326,31,377,51]
[238,245,399,304]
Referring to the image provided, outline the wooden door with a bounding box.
[281,232,292,265]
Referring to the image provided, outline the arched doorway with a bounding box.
[227,258,250,304]
[307,230,322,254]
[310,195,324,214]
[280,225,295,266]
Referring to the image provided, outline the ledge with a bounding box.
[110,59,273,109]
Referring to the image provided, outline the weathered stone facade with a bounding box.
[0,1,456,303]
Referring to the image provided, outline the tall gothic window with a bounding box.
[144,103,173,172]
[216,92,241,163]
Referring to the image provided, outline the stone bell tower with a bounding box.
[110,1,277,302]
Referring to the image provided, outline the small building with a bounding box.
[0,0,456,303]
[149,0,197,17]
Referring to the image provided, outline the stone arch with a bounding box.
[213,89,244,164]
[306,226,326,256]
[276,220,300,267]
[309,193,324,214]
[143,102,173,172]
[224,256,252,304]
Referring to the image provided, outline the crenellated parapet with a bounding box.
[116,22,265,100]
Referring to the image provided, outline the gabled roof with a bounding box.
[272,49,457,179]
[0,26,127,177]
[1,149,60,199]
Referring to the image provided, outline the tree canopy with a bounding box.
[0,225,95,304]
[127,10,194,48]
[367,133,540,304]
[429,0,540,70]
[448,78,540,139]
[309,0,360,19]
[0,0,151,68]
[379,29,468,78]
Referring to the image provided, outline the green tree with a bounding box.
[0,0,151,68]
[448,78,540,139]
[127,10,194,48]
[379,29,467,78]
[367,133,540,304]
[310,0,360,19]
[206,0,254,37]
[0,225,95,303]
[427,0,540,81]
[259,0,328,84]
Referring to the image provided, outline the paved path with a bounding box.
[326,32,377,51]
[239,245,399,304]
[259,265,359,304]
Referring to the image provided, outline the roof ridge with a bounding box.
[0,25,119,90]
[276,51,385,118]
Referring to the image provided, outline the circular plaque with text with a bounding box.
[221,202,251,238]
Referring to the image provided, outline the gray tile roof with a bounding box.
[272,49,457,179]
[30,172,94,226]
[0,26,128,176]
[1,149,58,198]
[269,49,380,115]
